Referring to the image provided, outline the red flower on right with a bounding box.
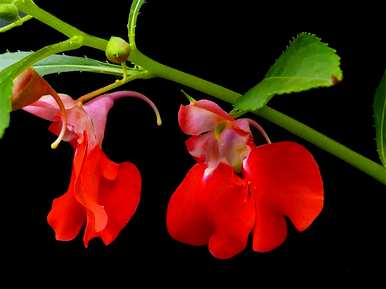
[167,99,324,259]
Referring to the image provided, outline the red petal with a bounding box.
[47,190,85,241]
[244,142,324,252]
[99,151,119,180]
[75,146,108,237]
[83,211,97,247]
[98,161,141,245]
[206,164,254,259]
[81,147,141,247]
[252,206,287,252]
[167,163,212,245]
[47,133,88,242]
[167,163,254,259]
[178,100,232,136]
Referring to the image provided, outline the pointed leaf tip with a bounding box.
[234,32,342,112]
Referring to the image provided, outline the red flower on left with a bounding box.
[15,69,143,246]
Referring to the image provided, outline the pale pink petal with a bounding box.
[46,104,97,147]
[83,96,114,145]
[23,94,75,121]
[185,132,222,177]
[194,100,233,120]
[219,127,251,172]
[179,99,232,136]
[186,133,213,160]
[204,135,221,178]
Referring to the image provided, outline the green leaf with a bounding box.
[234,33,342,112]
[374,69,386,167]
[0,76,11,138]
[0,51,124,76]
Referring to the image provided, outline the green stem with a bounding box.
[129,49,386,185]
[14,0,107,51]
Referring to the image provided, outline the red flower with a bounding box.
[24,89,159,246]
[167,99,324,259]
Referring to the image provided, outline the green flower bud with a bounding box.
[105,36,130,64]
[0,3,19,22]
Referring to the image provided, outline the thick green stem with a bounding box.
[14,0,107,51]
[129,49,386,185]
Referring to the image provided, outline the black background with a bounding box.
[1,0,385,280]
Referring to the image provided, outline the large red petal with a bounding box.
[98,161,141,245]
[167,163,212,245]
[244,142,324,252]
[167,163,254,259]
[206,164,254,259]
[81,148,141,247]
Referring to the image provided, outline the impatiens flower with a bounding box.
[21,73,160,246]
[167,99,324,259]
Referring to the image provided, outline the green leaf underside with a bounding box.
[0,52,123,76]
[234,32,342,112]
[374,69,386,167]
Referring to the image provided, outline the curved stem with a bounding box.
[129,49,386,185]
